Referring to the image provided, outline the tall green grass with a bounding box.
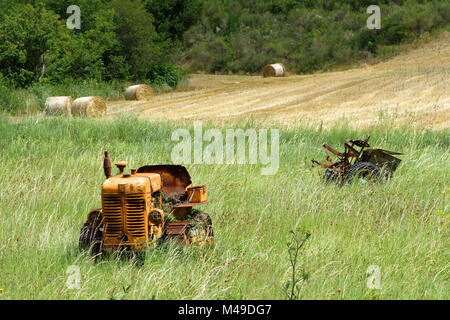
[0,78,191,116]
[0,80,126,116]
[0,116,448,299]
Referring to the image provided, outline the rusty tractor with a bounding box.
[312,137,403,184]
[79,152,214,256]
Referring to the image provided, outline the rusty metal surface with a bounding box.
[165,221,189,235]
[187,184,207,203]
[104,152,112,178]
[115,161,128,175]
[137,165,192,195]
[361,149,403,172]
[174,201,210,208]
[312,137,403,181]
[165,222,189,244]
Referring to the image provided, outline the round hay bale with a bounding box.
[125,84,153,101]
[45,96,72,117]
[72,96,106,117]
[262,63,285,77]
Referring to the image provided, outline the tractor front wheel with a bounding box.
[79,222,103,256]
[323,162,343,183]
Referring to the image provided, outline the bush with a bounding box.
[0,3,62,88]
[147,64,184,88]
[378,45,398,60]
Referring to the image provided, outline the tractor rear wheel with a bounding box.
[79,222,103,256]
[343,162,383,184]
[186,211,214,247]
[163,210,214,249]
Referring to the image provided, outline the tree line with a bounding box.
[0,0,448,89]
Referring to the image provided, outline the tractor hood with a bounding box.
[102,173,162,194]
[137,165,192,195]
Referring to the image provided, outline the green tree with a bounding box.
[110,0,168,80]
[0,3,61,87]
[145,0,203,40]
[45,5,118,82]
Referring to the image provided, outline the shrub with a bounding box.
[147,64,184,88]
[378,45,398,60]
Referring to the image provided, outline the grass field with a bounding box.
[0,116,448,299]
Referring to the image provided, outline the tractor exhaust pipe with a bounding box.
[104,151,112,178]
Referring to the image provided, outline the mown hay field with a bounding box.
[0,116,448,299]
[107,32,450,130]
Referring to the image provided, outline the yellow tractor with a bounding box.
[79,152,214,256]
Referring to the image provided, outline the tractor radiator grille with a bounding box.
[103,194,122,239]
[125,194,146,238]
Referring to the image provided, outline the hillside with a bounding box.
[108,32,450,129]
